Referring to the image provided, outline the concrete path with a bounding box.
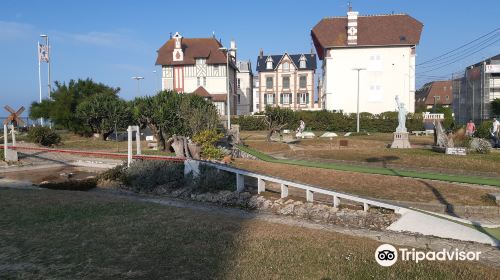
[389,209,499,246]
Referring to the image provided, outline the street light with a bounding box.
[219,46,237,129]
[352,68,366,133]
[131,76,144,95]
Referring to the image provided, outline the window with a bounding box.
[197,77,200,86]
[282,61,289,72]
[238,94,241,104]
[195,58,206,65]
[299,93,309,104]
[266,77,273,89]
[203,77,206,87]
[265,93,274,104]
[237,78,241,89]
[299,75,307,88]
[266,57,273,70]
[282,76,290,89]
[446,95,449,100]
[299,56,306,68]
[213,65,219,71]
[281,93,291,105]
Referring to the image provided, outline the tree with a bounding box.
[491,98,500,117]
[264,106,295,142]
[29,78,120,134]
[76,93,132,140]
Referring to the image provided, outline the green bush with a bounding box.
[475,121,492,139]
[192,130,224,160]
[27,126,61,146]
[232,110,425,133]
[123,160,184,193]
[185,164,235,193]
[0,149,4,161]
[98,164,126,181]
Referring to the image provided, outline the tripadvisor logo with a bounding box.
[375,244,481,267]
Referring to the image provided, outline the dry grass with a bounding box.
[241,131,500,176]
[233,159,497,206]
[0,189,498,279]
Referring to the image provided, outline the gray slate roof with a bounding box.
[256,53,316,72]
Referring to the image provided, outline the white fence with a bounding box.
[186,159,405,213]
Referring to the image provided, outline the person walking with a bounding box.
[491,117,500,148]
[465,119,476,137]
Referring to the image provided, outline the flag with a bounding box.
[38,43,49,62]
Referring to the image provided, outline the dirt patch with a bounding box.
[232,158,499,207]
[1,166,99,184]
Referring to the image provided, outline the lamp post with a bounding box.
[219,46,237,129]
[352,68,365,133]
[131,76,144,95]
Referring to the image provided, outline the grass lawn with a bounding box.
[1,188,498,279]
[240,131,500,176]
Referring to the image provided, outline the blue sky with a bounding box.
[1,0,499,113]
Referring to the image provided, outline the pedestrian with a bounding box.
[465,119,476,137]
[491,117,500,148]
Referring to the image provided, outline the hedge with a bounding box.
[232,110,425,133]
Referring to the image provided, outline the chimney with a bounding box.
[347,8,358,46]
[259,48,263,59]
[172,32,183,61]
[230,39,237,61]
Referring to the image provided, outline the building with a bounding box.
[252,75,260,113]
[236,61,253,115]
[415,80,453,110]
[452,54,500,124]
[255,50,319,111]
[311,7,423,114]
[155,32,238,115]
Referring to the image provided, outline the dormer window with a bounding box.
[266,56,273,70]
[283,61,289,72]
[299,55,307,68]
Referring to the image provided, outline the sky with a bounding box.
[1,0,499,114]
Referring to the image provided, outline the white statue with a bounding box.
[395,95,407,133]
[296,119,305,134]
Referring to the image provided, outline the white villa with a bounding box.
[236,61,253,115]
[311,7,423,113]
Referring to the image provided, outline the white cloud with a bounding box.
[0,21,35,41]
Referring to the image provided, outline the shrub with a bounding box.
[98,164,126,181]
[122,160,184,193]
[185,164,235,193]
[0,149,4,161]
[192,129,224,160]
[27,126,61,146]
[475,121,492,139]
[232,110,425,133]
[468,138,492,154]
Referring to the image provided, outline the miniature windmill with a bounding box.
[4,105,25,127]
[2,105,24,161]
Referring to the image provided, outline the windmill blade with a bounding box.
[3,119,10,125]
[15,117,25,126]
[15,106,25,115]
[4,105,15,114]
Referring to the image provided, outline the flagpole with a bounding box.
[37,41,44,126]
[47,35,51,98]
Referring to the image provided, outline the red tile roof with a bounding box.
[415,80,453,106]
[312,14,423,59]
[193,86,211,98]
[211,94,227,102]
[156,37,228,66]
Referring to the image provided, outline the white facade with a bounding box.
[236,61,253,115]
[322,46,416,113]
[252,75,260,113]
